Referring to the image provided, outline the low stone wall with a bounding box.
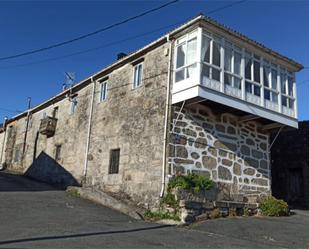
[168,104,271,203]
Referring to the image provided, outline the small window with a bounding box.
[52,107,59,118]
[55,145,61,161]
[70,97,77,114]
[109,149,120,174]
[14,146,21,162]
[133,63,143,88]
[99,81,108,102]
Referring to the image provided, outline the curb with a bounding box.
[67,186,143,220]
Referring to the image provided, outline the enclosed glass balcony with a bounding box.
[172,27,298,125]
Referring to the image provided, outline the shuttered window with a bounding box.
[109,149,120,174]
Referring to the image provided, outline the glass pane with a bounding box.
[245,57,252,80]
[212,68,220,81]
[254,61,260,83]
[272,92,278,103]
[137,64,142,86]
[281,73,287,94]
[271,69,277,90]
[202,64,210,78]
[288,76,294,96]
[201,36,211,63]
[234,77,241,89]
[288,98,294,109]
[176,44,185,68]
[212,41,221,67]
[224,73,232,85]
[282,96,288,107]
[263,65,270,87]
[224,46,232,72]
[186,64,196,79]
[265,90,270,100]
[234,52,241,75]
[245,81,252,93]
[254,85,261,96]
[187,38,197,65]
[175,69,185,82]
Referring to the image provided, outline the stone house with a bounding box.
[271,121,309,208]
[0,15,303,208]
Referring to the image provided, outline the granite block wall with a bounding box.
[168,104,271,202]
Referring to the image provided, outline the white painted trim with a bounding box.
[172,85,298,128]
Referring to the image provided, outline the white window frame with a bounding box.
[174,30,198,83]
[133,63,143,89]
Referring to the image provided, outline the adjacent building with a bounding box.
[271,121,309,208]
[0,15,303,207]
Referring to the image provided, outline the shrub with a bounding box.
[259,196,289,217]
[168,173,214,193]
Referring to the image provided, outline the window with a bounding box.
[109,149,120,174]
[133,63,143,88]
[223,43,242,91]
[175,30,198,83]
[99,81,108,102]
[201,33,222,83]
[52,107,59,118]
[55,145,61,161]
[70,97,77,114]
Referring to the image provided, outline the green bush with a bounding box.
[259,196,289,217]
[168,173,214,193]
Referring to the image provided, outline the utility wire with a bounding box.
[0,0,249,70]
[0,0,179,61]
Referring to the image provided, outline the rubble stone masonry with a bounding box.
[169,104,271,202]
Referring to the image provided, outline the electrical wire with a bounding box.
[0,0,249,68]
[0,0,180,61]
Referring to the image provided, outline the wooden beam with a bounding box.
[239,114,259,122]
[261,123,284,131]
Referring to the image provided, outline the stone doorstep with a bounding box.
[67,186,143,220]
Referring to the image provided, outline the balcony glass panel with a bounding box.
[173,28,297,119]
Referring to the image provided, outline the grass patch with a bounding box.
[66,188,80,198]
[144,210,180,221]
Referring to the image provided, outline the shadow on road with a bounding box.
[0,171,58,192]
[0,224,172,246]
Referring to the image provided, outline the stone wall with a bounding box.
[3,85,92,187]
[2,43,169,207]
[85,43,169,208]
[168,104,271,203]
[271,121,309,208]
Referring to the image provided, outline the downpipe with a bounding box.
[160,35,172,198]
[83,77,96,180]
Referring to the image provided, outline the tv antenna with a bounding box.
[63,72,76,102]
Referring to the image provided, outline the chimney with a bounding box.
[117,52,127,60]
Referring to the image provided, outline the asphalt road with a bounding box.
[0,171,309,249]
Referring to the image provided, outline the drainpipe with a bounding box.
[160,35,173,198]
[83,77,96,179]
[0,117,8,169]
[22,97,32,161]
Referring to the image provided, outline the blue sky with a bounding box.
[0,0,308,121]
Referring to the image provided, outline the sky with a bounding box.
[0,0,309,122]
